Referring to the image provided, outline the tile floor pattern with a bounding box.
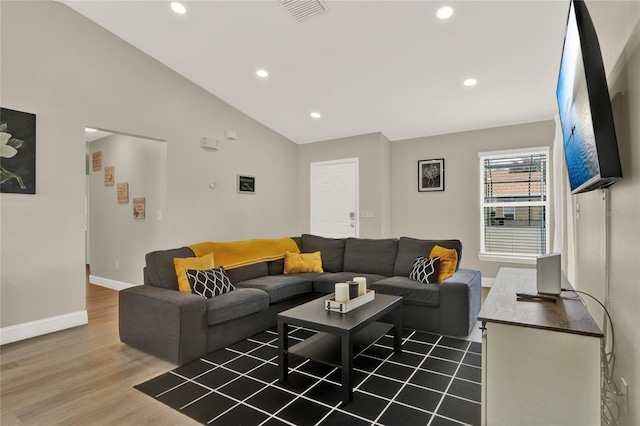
[135,327,481,426]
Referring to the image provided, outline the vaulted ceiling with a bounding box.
[63,1,614,144]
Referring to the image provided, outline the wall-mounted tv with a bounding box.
[556,0,622,194]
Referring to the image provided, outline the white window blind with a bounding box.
[479,148,549,259]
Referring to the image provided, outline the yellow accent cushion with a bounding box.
[173,253,215,293]
[284,251,324,274]
[429,245,458,283]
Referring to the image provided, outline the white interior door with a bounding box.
[310,158,358,238]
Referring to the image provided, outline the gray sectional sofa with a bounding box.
[119,234,481,365]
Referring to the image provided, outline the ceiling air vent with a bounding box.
[279,0,328,23]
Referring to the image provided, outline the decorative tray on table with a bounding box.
[325,290,375,314]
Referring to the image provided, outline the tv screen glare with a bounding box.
[556,0,622,194]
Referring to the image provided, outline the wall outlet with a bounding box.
[620,377,628,411]
[114,260,119,271]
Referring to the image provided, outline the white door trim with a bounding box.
[310,157,359,237]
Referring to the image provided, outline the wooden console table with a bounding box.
[478,267,603,425]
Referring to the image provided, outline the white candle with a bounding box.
[353,277,367,296]
[335,283,349,303]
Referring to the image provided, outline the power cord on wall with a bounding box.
[561,288,624,425]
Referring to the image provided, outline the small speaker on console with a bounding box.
[536,253,561,295]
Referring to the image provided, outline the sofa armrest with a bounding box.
[438,269,482,336]
[119,285,207,365]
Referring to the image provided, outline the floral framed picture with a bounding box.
[418,158,444,192]
[1,108,36,194]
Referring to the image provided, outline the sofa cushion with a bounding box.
[226,262,268,283]
[394,238,462,277]
[430,245,458,283]
[186,267,235,298]
[408,256,440,284]
[301,234,345,272]
[311,272,387,294]
[173,253,215,293]
[145,247,195,290]
[268,259,285,275]
[370,276,440,307]
[284,251,324,274]
[206,288,269,325]
[343,238,398,277]
[234,275,313,303]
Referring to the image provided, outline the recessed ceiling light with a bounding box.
[310,112,321,119]
[463,78,478,87]
[86,128,98,132]
[437,6,454,20]
[256,69,269,78]
[171,2,186,14]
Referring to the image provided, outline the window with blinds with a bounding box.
[479,148,549,259]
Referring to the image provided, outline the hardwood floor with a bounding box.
[0,282,196,425]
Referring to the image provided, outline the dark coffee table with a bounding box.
[277,293,402,405]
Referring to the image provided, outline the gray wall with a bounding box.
[298,132,392,238]
[390,120,556,277]
[0,1,300,328]
[568,5,639,424]
[2,2,639,423]
[88,134,167,285]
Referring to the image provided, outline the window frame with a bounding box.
[478,147,551,264]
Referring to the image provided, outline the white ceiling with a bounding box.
[85,128,113,142]
[63,0,578,144]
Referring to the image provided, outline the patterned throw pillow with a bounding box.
[409,256,440,284]
[186,267,235,298]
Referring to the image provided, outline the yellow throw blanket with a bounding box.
[189,238,300,269]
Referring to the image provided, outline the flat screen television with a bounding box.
[556,0,622,194]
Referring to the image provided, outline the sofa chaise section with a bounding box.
[369,237,481,336]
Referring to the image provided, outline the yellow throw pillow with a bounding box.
[284,251,324,274]
[173,253,215,293]
[429,245,458,283]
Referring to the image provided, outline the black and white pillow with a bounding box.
[186,267,235,298]
[409,256,440,284]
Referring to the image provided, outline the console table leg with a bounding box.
[341,334,353,404]
[278,321,289,382]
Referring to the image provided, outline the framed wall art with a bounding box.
[104,165,114,186]
[133,197,145,219]
[92,151,102,172]
[1,107,36,194]
[237,175,255,194]
[418,158,445,192]
[117,182,129,203]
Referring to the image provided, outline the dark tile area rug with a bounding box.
[135,327,481,426]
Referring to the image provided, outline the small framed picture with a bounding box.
[92,151,102,172]
[104,165,114,186]
[117,182,129,203]
[237,175,255,194]
[418,158,445,192]
[133,197,145,219]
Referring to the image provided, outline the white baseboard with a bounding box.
[89,275,138,291]
[482,277,496,288]
[0,310,88,345]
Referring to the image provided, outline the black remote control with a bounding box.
[516,292,557,302]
